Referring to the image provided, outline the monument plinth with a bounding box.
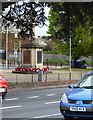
[21,42,44,69]
[13,38,49,74]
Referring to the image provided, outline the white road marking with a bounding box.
[0,105,21,110]
[33,113,61,118]
[5,98,18,101]
[45,100,60,104]
[28,96,39,99]
[47,94,55,97]
[0,97,2,104]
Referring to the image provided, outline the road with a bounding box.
[1,87,69,120]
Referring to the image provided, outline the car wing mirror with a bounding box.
[68,84,73,89]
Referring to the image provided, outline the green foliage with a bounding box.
[44,39,68,54]
[47,2,93,60]
[53,39,68,54]
[47,8,63,39]
[72,20,93,60]
[86,61,93,67]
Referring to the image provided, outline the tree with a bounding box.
[2,2,48,43]
[72,21,93,60]
[2,2,15,10]
[53,39,68,54]
[47,2,93,61]
[2,32,14,51]
[2,2,93,60]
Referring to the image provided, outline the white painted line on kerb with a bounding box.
[47,94,55,97]
[0,105,21,110]
[5,98,18,101]
[33,113,61,118]
[28,96,39,99]
[45,100,60,105]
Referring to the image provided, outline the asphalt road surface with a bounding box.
[1,87,69,120]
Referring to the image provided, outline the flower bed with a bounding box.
[15,66,49,73]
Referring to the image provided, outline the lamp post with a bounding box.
[14,33,18,67]
[69,7,72,80]
[69,36,71,80]
[6,27,8,69]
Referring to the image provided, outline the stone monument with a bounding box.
[21,41,44,69]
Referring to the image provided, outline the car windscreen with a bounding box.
[75,74,93,88]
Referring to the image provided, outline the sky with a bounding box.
[35,24,49,38]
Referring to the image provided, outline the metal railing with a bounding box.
[4,72,85,83]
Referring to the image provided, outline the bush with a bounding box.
[86,61,93,67]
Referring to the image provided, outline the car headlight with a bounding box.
[91,101,93,104]
[61,93,68,103]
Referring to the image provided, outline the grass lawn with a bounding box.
[52,67,92,72]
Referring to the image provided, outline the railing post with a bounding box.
[45,73,47,82]
[38,70,43,82]
[81,73,83,78]
[58,73,60,81]
[16,74,18,84]
[69,72,71,80]
[32,74,33,83]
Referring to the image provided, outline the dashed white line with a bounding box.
[0,105,21,110]
[47,94,55,97]
[5,98,18,101]
[28,96,39,99]
[45,100,60,105]
[33,113,61,118]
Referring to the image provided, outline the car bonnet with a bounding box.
[66,88,93,100]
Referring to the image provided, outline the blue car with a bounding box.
[60,71,93,119]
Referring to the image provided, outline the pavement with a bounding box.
[8,84,67,93]
[7,79,77,93]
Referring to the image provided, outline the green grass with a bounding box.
[52,67,92,72]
